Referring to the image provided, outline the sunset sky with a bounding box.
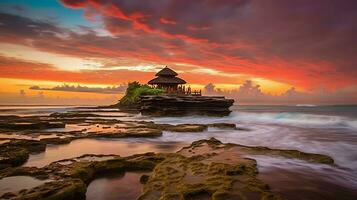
[0,0,356,105]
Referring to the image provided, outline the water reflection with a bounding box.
[86,172,148,200]
[0,176,49,195]
[24,138,184,167]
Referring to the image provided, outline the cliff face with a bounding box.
[139,95,234,116]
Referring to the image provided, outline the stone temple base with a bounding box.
[139,95,234,116]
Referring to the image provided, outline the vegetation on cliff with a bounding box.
[119,82,165,106]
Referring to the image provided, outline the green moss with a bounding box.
[119,82,165,106]
[2,137,334,200]
[11,178,87,200]
[137,150,280,200]
[212,190,235,200]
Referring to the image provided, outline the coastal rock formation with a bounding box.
[0,140,46,169]
[0,138,335,200]
[0,122,65,130]
[0,153,165,200]
[139,138,334,200]
[140,95,234,116]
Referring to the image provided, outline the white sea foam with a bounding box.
[295,104,317,107]
[147,111,357,131]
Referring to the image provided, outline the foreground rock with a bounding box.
[0,153,164,200]
[0,138,335,200]
[138,138,334,200]
[140,95,234,116]
[0,140,46,169]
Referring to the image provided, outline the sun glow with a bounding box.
[0,43,103,71]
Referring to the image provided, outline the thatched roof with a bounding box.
[155,66,178,76]
[148,76,186,84]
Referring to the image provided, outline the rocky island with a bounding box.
[113,67,234,116]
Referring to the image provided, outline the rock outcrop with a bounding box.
[140,95,234,116]
[0,138,335,200]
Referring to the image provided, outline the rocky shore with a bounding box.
[0,109,336,200]
[0,137,334,200]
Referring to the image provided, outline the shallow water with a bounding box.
[0,176,49,195]
[24,138,184,167]
[86,172,148,200]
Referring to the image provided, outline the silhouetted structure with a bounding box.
[142,67,234,115]
[148,66,186,92]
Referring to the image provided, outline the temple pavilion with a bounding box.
[148,66,195,94]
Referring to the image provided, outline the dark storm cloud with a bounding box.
[2,0,357,90]
[60,0,357,62]
[0,12,63,41]
[0,12,176,61]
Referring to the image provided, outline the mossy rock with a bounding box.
[3,139,46,153]
[0,147,29,169]
[0,137,334,200]
[137,152,280,200]
[2,178,87,200]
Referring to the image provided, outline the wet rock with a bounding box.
[0,138,335,200]
[0,152,166,199]
[0,139,46,169]
[50,112,100,118]
[140,95,234,116]
[182,138,335,165]
[137,138,333,199]
[152,123,208,132]
[4,139,46,153]
[0,178,87,200]
[236,145,335,165]
[0,147,29,169]
[208,123,236,129]
[140,174,150,184]
[92,128,163,138]
[40,137,74,145]
[0,122,65,130]
[139,149,281,200]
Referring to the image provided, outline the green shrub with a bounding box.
[120,82,165,105]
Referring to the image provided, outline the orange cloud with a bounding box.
[1,0,357,97]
